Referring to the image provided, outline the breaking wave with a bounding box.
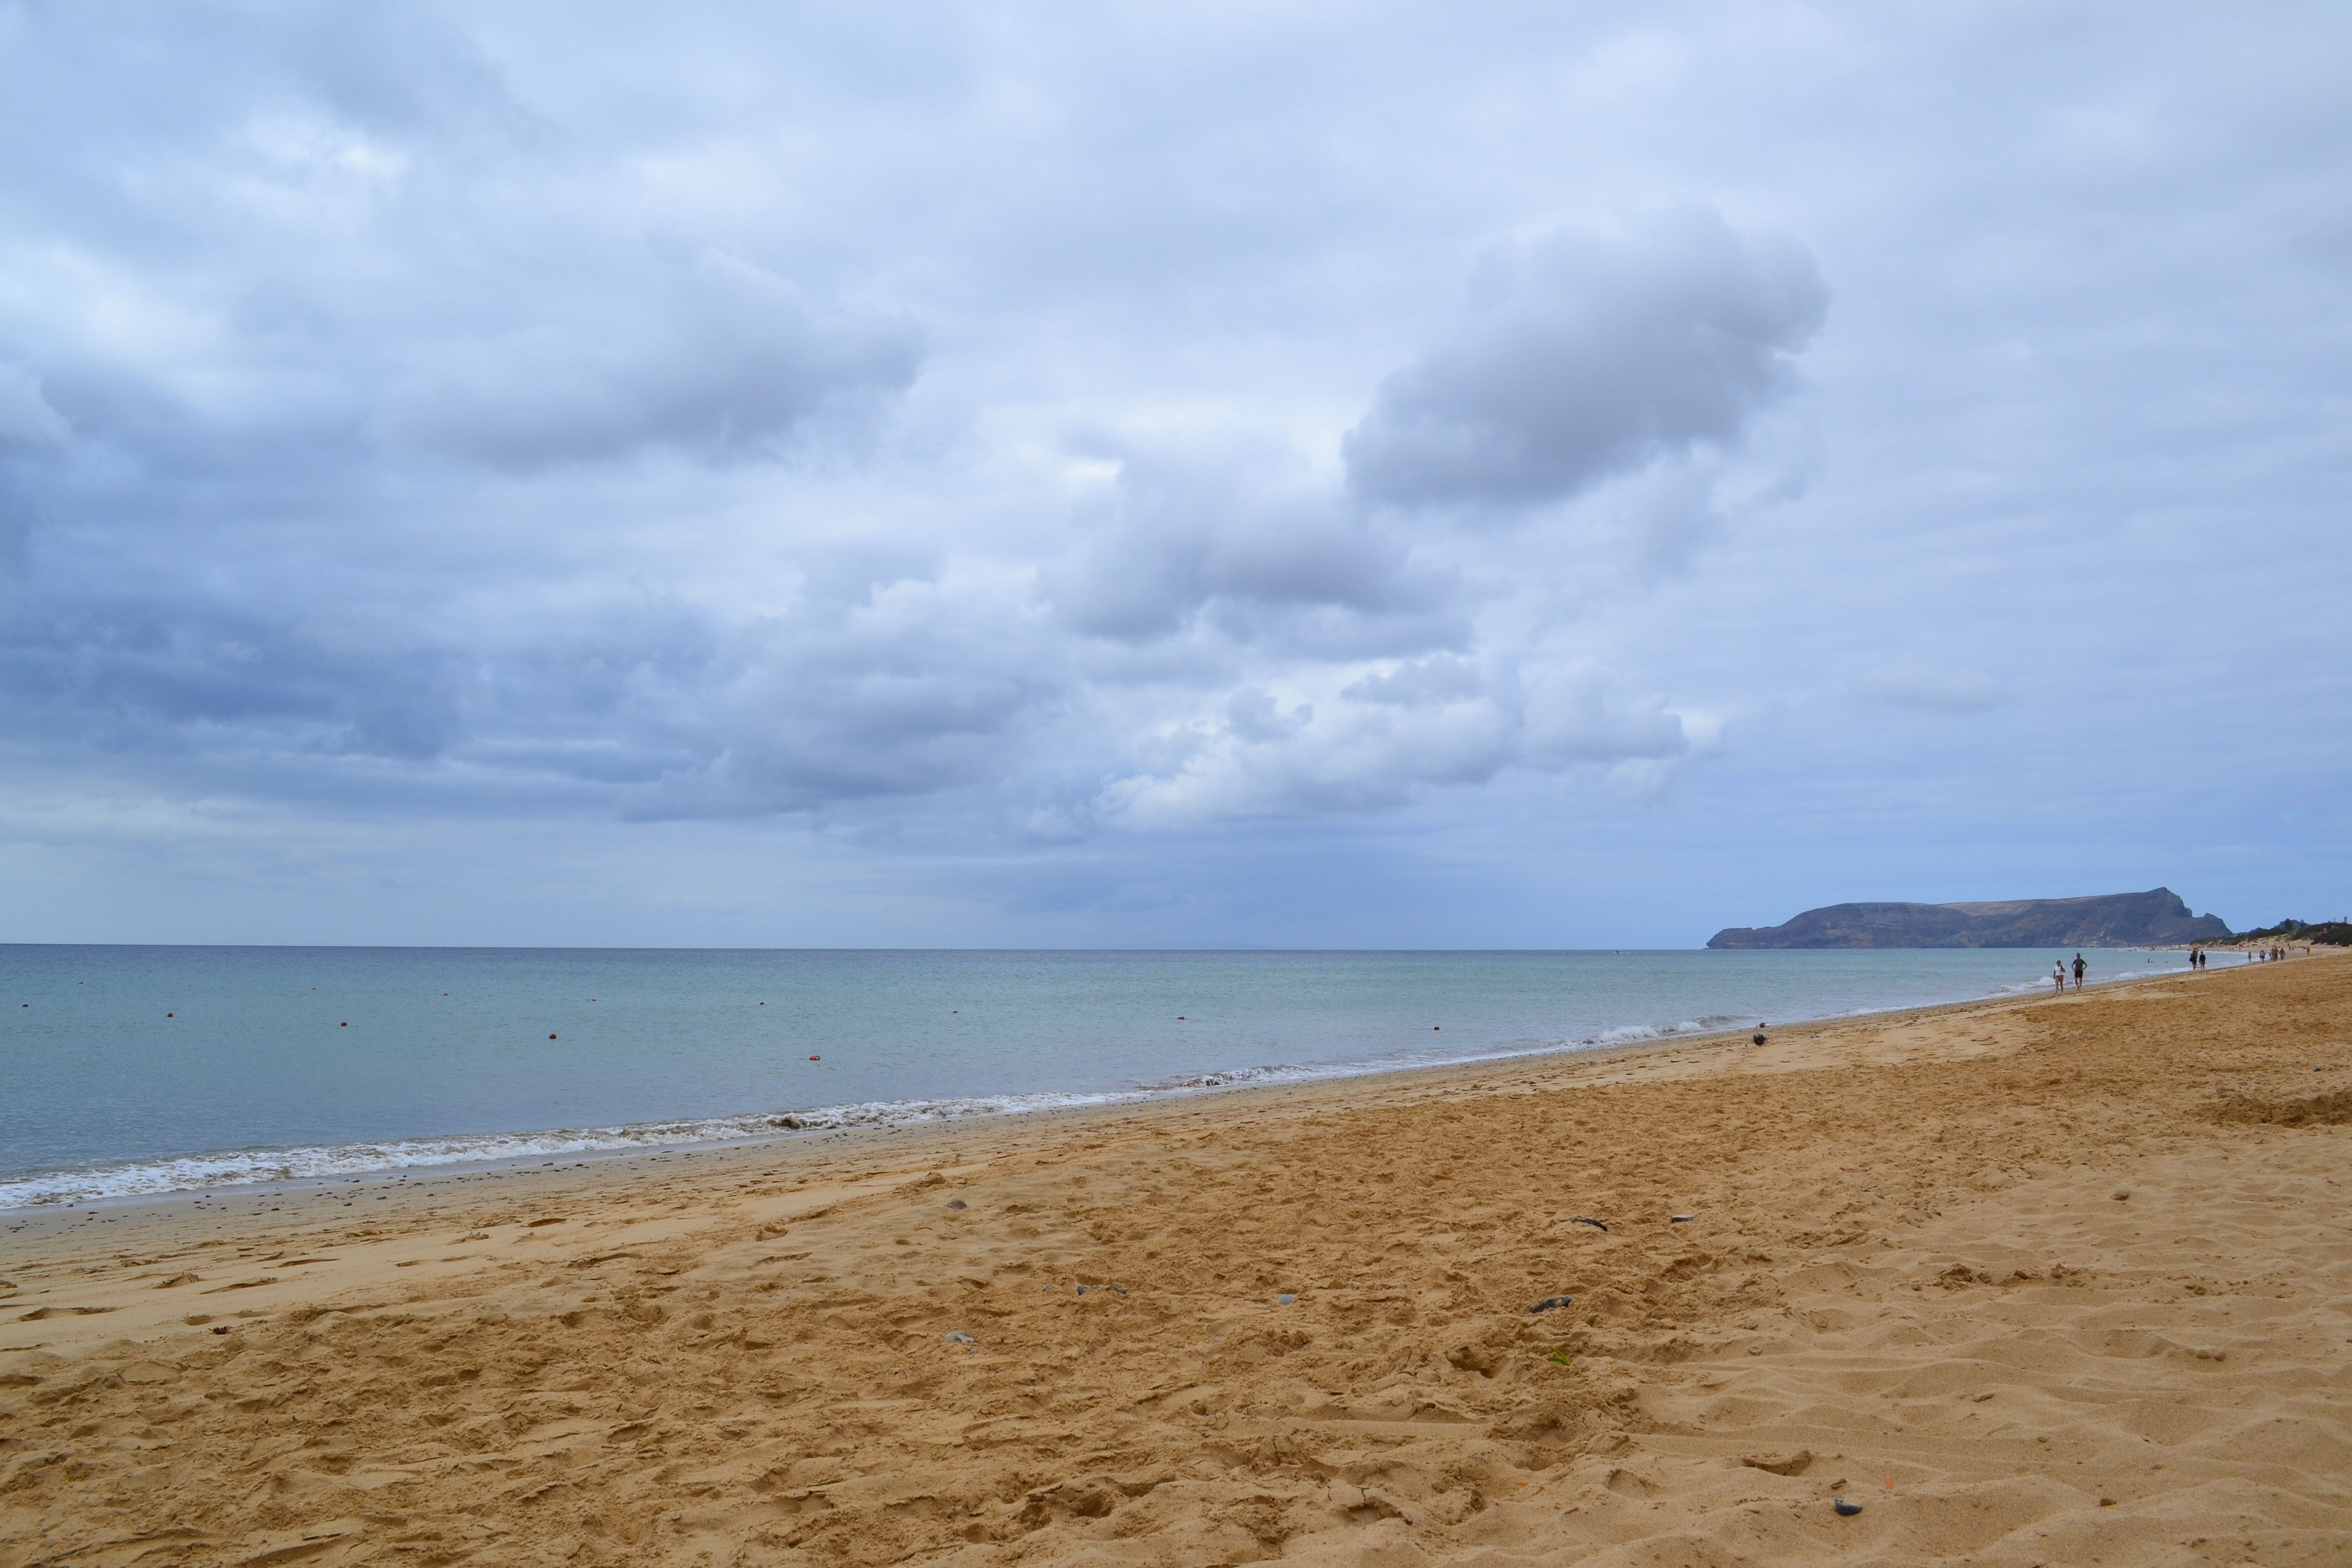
[0,1092,1149,1209]
[0,1017,1760,1208]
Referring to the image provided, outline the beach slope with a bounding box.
[3,954,2347,1566]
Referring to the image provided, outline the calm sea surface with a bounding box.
[0,945,2192,1205]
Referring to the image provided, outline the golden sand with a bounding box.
[3,953,2348,1566]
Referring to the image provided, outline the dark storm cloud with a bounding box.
[1852,671,2003,714]
[0,593,458,761]
[0,367,72,451]
[0,548,1075,816]
[630,580,1069,817]
[1344,212,1826,510]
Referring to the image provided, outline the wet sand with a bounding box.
[3,951,2347,1566]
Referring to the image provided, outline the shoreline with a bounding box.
[2,946,2207,1215]
[0,943,2264,1259]
[3,950,2346,1565]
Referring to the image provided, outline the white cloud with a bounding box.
[0,2,2343,940]
[375,251,922,469]
[1098,656,1688,827]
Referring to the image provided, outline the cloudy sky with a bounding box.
[1,1,2345,947]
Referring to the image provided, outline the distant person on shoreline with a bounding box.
[2072,953,2087,989]
[2052,962,2066,994]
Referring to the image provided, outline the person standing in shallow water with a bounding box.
[2072,952,2087,990]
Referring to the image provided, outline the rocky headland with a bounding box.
[1707,886,2231,949]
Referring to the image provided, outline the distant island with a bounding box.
[1707,887,2232,949]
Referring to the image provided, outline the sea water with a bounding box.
[0,945,2192,1206]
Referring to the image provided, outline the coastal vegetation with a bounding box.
[2228,917,2352,946]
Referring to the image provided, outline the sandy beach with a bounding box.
[3,952,2347,1567]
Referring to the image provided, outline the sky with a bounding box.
[0,1,2345,948]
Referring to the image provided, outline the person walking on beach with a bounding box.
[2072,953,2087,990]
[2052,961,2066,994]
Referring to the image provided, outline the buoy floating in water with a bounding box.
[810,1055,821,1061]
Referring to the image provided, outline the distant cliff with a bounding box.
[1707,888,2232,949]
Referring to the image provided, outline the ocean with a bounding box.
[0,944,2191,1207]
